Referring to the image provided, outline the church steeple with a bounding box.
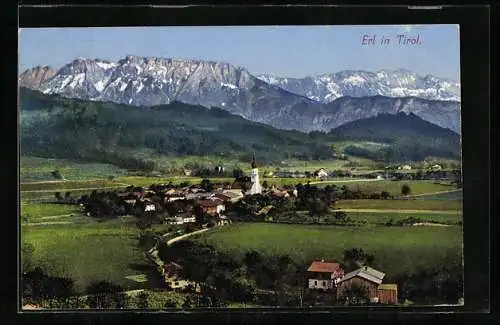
[251,152,257,169]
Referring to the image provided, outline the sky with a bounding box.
[18,25,460,81]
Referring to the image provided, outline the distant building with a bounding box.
[144,203,156,212]
[307,260,345,290]
[182,216,196,223]
[376,175,384,180]
[431,164,442,171]
[184,169,193,176]
[197,199,226,215]
[314,168,329,179]
[400,165,412,170]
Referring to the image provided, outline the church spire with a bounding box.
[251,152,257,169]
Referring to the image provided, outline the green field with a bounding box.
[20,179,123,192]
[190,223,463,277]
[345,212,462,225]
[329,180,457,196]
[336,199,462,211]
[20,202,81,219]
[21,218,157,292]
[20,156,128,182]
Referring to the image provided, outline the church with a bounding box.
[230,153,262,196]
[246,153,262,195]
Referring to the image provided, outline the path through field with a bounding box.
[309,178,381,185]
[408,189,462,197]
[21,185,130,193]
[338,208,460,215]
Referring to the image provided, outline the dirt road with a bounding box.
[337,208,460,215]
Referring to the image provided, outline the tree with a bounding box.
[21,243,35,273]
[401,184,412,196]
[51,170,63,179]
[54,192,62,201]
[65,191,71,199]
[381,191,390,200]
[339,282,370,305]
[200,178,213,192]
[343,248,374,271]
[232,168,244,179]
[334,211,348,222]
[85,281,126,309]
[262,180,269,190]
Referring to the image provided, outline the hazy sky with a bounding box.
[19,25,460,81]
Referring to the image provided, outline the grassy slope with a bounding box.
[190,223,463,277]
[21,219,155,292]
[20,156,128,182]
[335,199,462,210]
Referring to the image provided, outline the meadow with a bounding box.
[20,179,123,192]
[328,180,457,196]
[20,156,127,182]
[190,223,463,277]
[20,202,81,219]
[335,199,462,211]
[344,212,462,225]
[21,218,160,292]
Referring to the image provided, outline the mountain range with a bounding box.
[257,69,460,103]
[18,55,461,134]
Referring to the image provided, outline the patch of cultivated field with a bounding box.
[336,199,462,211]
[20,202,81,219]
[21,219,154,292]
[345,212,462,225]
[20,156,127,181]
[20,179,122,192]
[333,180,457,196]
[190,223,463,277]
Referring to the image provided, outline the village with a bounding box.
[74,154,460,307]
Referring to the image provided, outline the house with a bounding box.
[197,199,226,215]
[165,216,184,225]
[431,164,442,171]
[184,169,193,176]
[307,260,345,291]
[269,188,290,198]
[314,168,329,179]
[22,303,42,310]
[376,284,398,305]
[164,194,185,203]
[376,175,384,180]
[182,216,196,223]
[212,192,232,203]
[399,165,412,170]
[164,261,183,279]
[221,189,245,202]
[124,199,136,206]
[144,203,156,212]
[336,266,398,305]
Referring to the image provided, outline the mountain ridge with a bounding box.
[18,55,461,133]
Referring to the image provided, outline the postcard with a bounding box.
[19,25,463,310]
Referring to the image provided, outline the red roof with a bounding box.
[307,261,342,273]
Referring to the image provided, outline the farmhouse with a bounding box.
[144,203,156,212]
[314,168,329,179]
[399,165,412,170]
[197,199,226,215]
[184,169,193,176]
[336,266,398,305]
[165,216,185,225]
[164,261,183,278]
[183,216,196,223]
[431,164,443,171]
[307,260,345,291]
[164,194,186,203]
[221,189,244,203]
